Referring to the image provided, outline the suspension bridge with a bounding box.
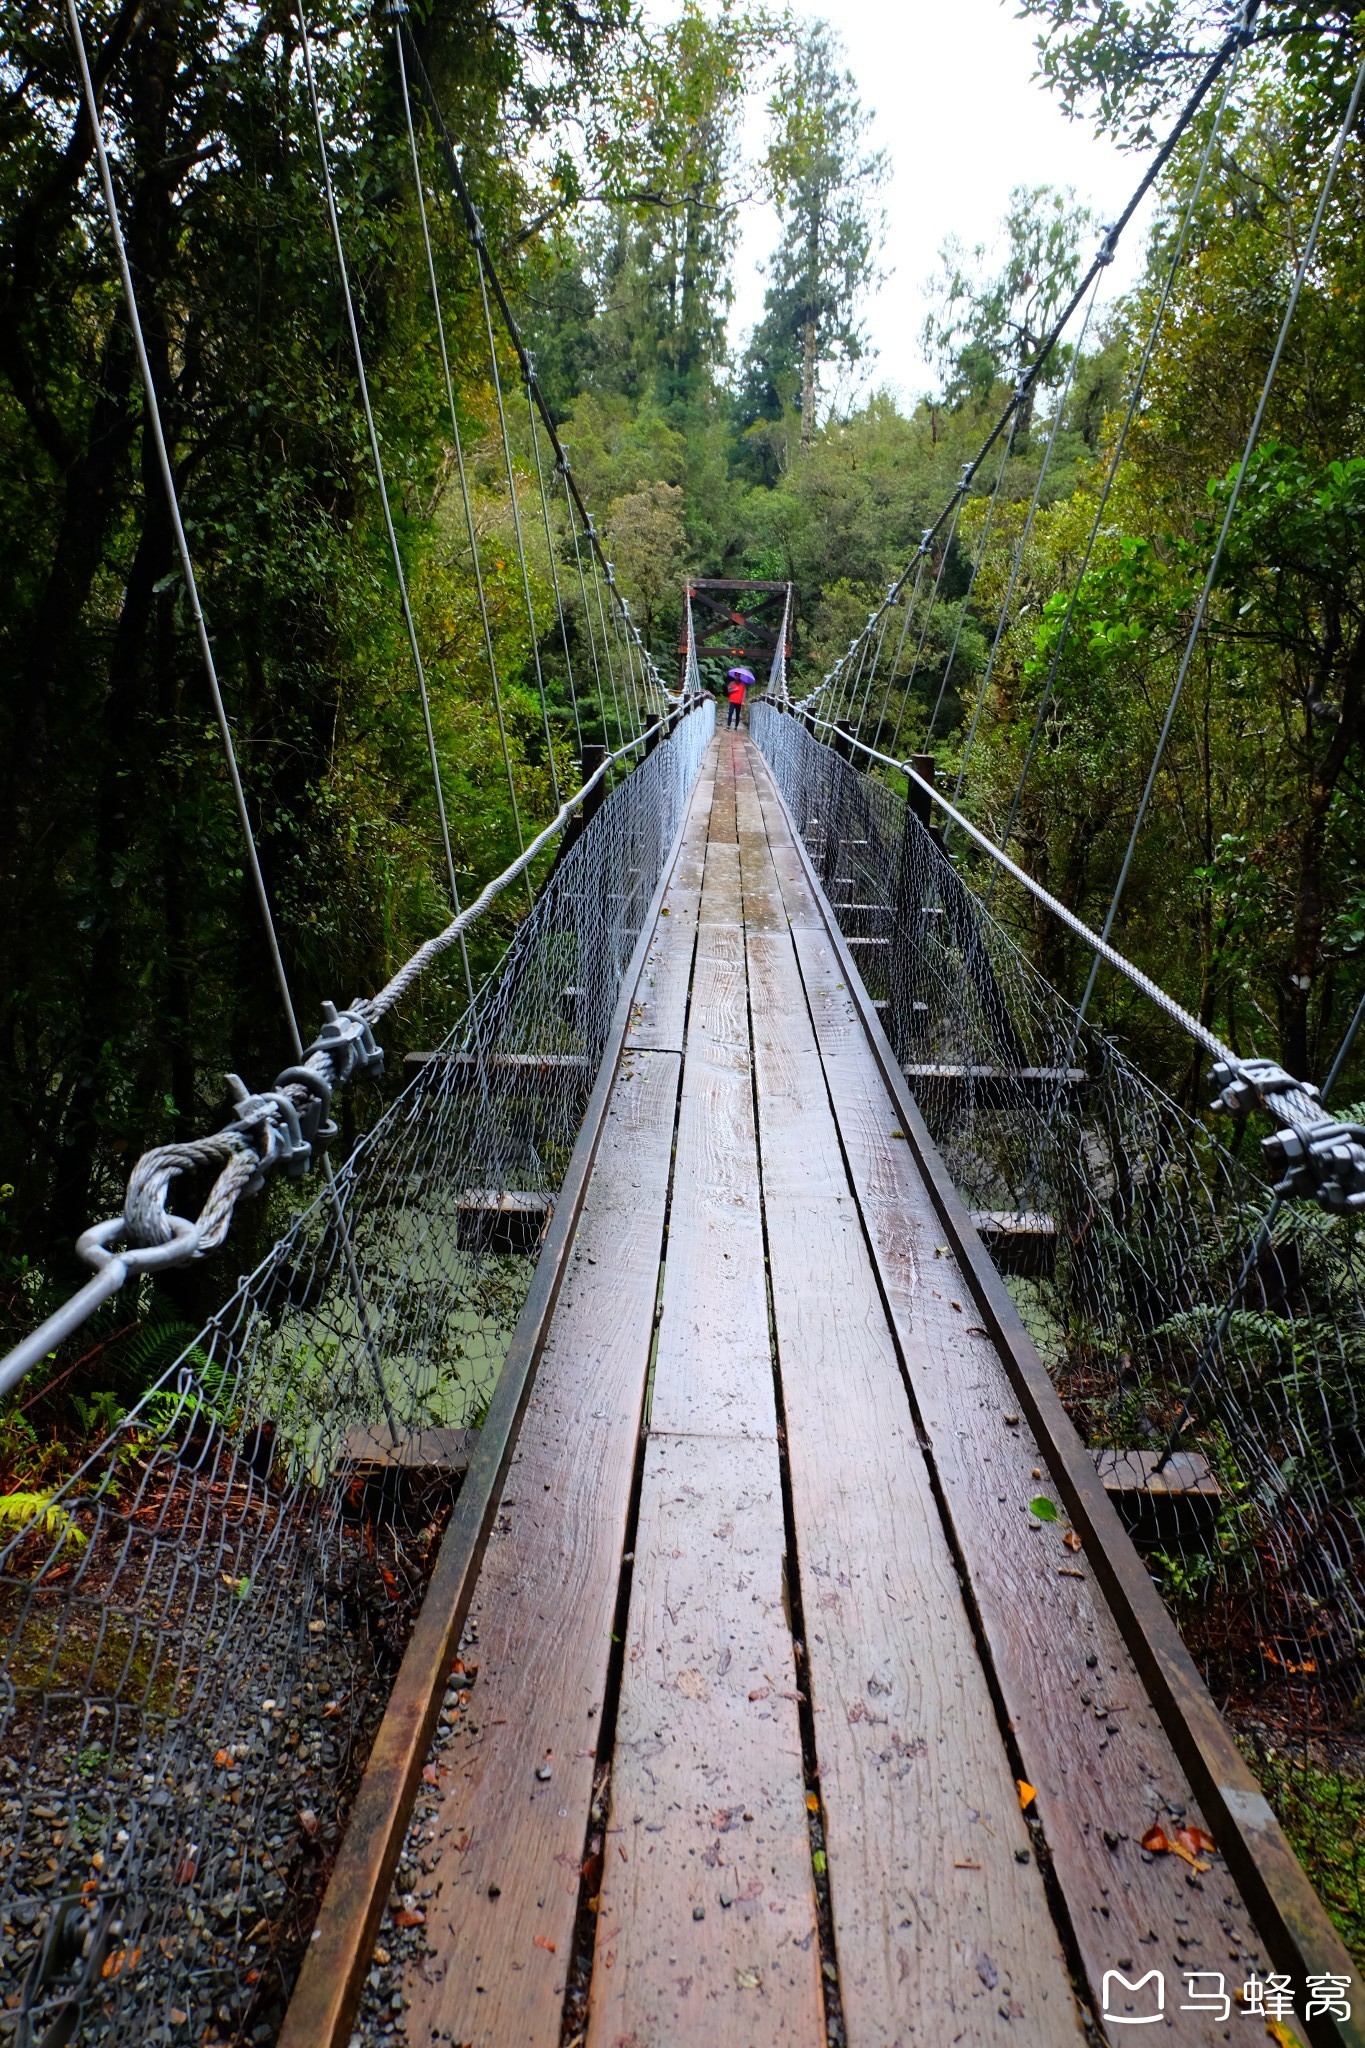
[3,6,1365,2048]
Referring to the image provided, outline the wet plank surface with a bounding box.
[398,733,1287,2048]
[400,1049,681,2048]
[587,733,822,2048]
[738,753,1083,2048]
[787,923,1274,2027]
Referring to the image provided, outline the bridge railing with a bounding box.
[752,698,1365,1943]
[0,698,712,2043]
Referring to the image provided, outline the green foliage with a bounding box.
[738,19,887,455]
[0,1490,86,1551]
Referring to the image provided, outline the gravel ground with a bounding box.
[348,1614,484,2048]
[0,1466,453,2046]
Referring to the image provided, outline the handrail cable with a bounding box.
[787,703,1365,1217]
[1,6,694,1397]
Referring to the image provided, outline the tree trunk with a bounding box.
[800,314,817,454]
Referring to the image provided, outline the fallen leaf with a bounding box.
[748,1686,770,1702]
[101,1947,141,1980]
[736,1968,762,1989]
[1017,1781,1036,1810]
[1176,1825,1216,1856]
[422,1765,440,1786]
[954,1860,981,1870]
[965,1325,987,1335]
[1062,1530,1083,1553]
[1030,1496,1058,1523]
[533,1934,555,1952]
[213,1749,231,1769]
[806,1793,819,1813]
[1141,1823,1170,1854]
[393,1908,425,1929]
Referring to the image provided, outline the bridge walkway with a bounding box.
[394,733,1272,2047]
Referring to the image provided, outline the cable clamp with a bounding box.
[225,1076,311,1191]
[305,1002,385,1086]
[1208,1055,1311,1118]
[1261,1119,1365,1212]
[1097,223,1118,266]
[275,1063,337,1153]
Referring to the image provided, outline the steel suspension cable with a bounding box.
[926,414,1020,745]
[299,12,464,931]
[803,2,1257,719]
[561,459,616,745]
[470,253,562,807]
[1077,42,1365,1028]
[888,496,966,756]
[871,550,929,741]
[396,21,670,707]
[66,0,302,1059]
[589,547,631,745]
[525,379,585,756]
[995,58,1242,869]
[946,277,1101,834]
[393,15,526,874]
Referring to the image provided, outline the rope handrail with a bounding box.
[782,702,1365,1216]
[0,702,700,1399]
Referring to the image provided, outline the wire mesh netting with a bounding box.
[752,699,1365,1961]
[0,700,711,2047]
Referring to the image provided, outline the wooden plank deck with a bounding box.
[392,731,1317,2048]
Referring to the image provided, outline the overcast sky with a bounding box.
[727,0,1159,404]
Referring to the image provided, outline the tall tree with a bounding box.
[920,184,1093,435]
[744,21,886,455]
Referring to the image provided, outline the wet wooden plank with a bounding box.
[745,919,1083,2048]
[747,748,822,926]
[700,840,742,924]
[629,760,711,1053]
[649,927,770,1440]
[735,751,789,935]
[787,929,1278,2039]
[400,1049,680,2048]
[585,1432,823,2048]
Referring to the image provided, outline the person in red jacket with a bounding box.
[725,666,753,729]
